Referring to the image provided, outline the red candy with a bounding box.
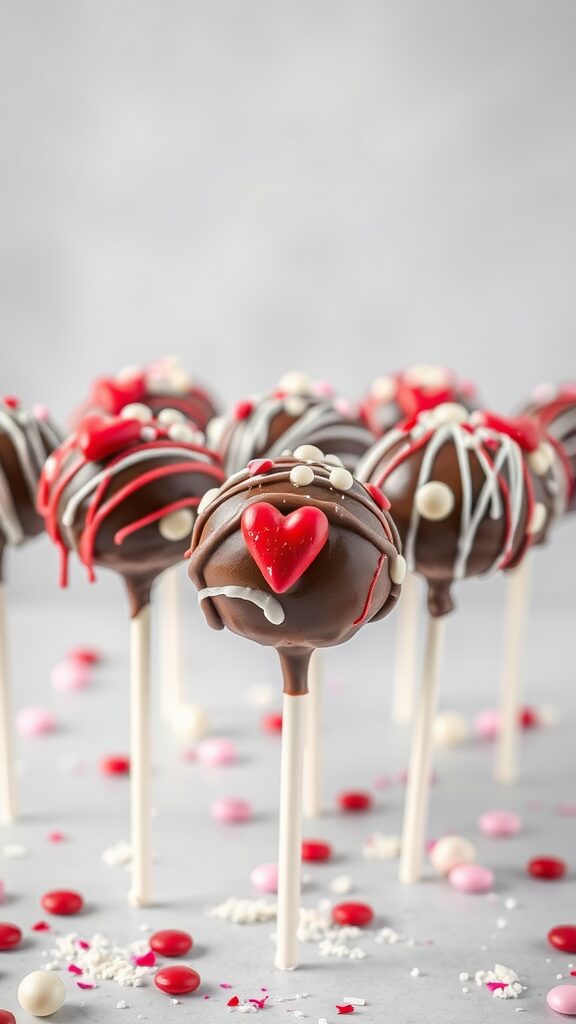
[528,856,567,880]
[234,400,254,420]
[520,706,539,729]
[0,922,22,950]
[336,1005,355,1015]
[302,840,332,862]
[332,902,374,927]
[69,648,100,665]
[262,712,283,733]
[154,965,201,995]
[548,925,576,954]
[41,889,84,915]
[0,1012,16,1024]
[150,929,193,957]
[241,503,329,594]
[100,755,130,776]
[338,790,373,812]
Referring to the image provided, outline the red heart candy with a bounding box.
[91,373,146,415]
[241,502,329,594]
[77,415,144,461]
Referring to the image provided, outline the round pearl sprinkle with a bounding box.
[302,840,332,862]
[154,965,201,996]
[16,706,55,738]
[0,1011,16,1024]
[478,809,522,838]
[548,926,576,954]
[329,467,354,491]
[430,835,476,875]
[547,985,576,1016]
[474,708,500,740]
[289,465,315,487]
[432,711,469,748]
[414,481,455,521]
[332,902,374,927]
[449,864,494,894]
[168,704,209,742]
[120,402,152,422]
[158,507,195,541]
[338,791,373,812]
[250,862,279,894]
[0,922,22,949]
[100,754,130,776]
[150,929,193,957]
[293,444,325,461]
[527,856,567,881]
[196,737,237,767]
[198,488,220,515]
[18,971,66,1016]
[50,658,91,692]
[41,889,84,915]
[211,798,252,824]
[157,407,186,425]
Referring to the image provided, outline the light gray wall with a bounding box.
[1,0,575,601]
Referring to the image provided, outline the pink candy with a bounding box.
[449,864,494,894]
[211,798,252,824]
[547,985,576,1015]
[474,708,500,740]
[250,863,279,893]
[16,706,56,737]
[478,809,522,838]
[196,737,237,767]
[51,659,91,693]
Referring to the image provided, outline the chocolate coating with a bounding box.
[521,384,576,511]
[357,405,532,617]
[188,455,403,694]
[361,366,477,437]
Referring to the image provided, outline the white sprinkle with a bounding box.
[42,932,155,988]
[323,454,343,467]
[342,997,366,1005]
[121,403,152,422]
[293,444,325,461]
[330,875,353,895]
[290,465,315,487]
[410,968,420,978]
[139,923,151,933]
[462,987,469,994]
[496,917,508,930]
[117,1000,128,1009]
[329,467,354,491]
[168,422,199,444]
[157,408,185,425]
[273,993,309,1003]
[284,396,307,417]
[198,486,220,515]
[390,554,407,585]
[244,684,274,708]
[504,898,518,911]
[171,998,181,1004]
[159,507,195,541]
[318,1019,329,1024]
[139,425,157,441]
[556,974,564,980]
[102,841,132,868]
[2,843,27,859]
[362,833,401,861]
[459,972,470,982]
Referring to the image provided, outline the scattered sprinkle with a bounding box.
[362,833,401,861]
[2,843,28,859]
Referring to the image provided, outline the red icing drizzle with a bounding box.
[353,552,386,625]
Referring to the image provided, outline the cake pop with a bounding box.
[209,372,374,476]
[360,365,477,438]
[357,403,534,882]
[38,406,224,904]
[188,449,403,968]
[521,383,576,508]
[0,397,62,824]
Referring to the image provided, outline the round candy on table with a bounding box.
[150,929,193,957]
[548,926,576,955]
[430,835,476,875]
[18,970,66,1016]
[50,659,91,692]
[169,704,210,742]
[432,711,470,749]
[478,809,522,838]
[262,712,283,733]
[338,791,373,813]
[100,754,130,776]
[154,965,201,995]
[69,647,101,664]
[547,985,576,1016]
[449,864,494,894]
[302,840,332,863]
[528,856,567,881]
[0,1010,16,1024]
[16,706,55,737]
[474,708,501,740]
[41,889,84,915]
[332,902,374,927]
[211,797,252,824]
[0,922,22,950]
[251,863,279,894]
[195,737,237,766]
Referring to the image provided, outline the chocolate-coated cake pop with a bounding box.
[360,365,477,437]
[38,406,224,614]
[74,357,218,433]
[521,383,576,510]
[357,404,534,617]
[208,372,374,475]
[188,447,404,692]
[0,397,61,574]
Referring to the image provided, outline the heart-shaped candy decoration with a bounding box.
[78,415,144,461]
[91,373,146,415]
[241,501,329,594]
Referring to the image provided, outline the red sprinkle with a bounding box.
[227,996,240,1007]
[134,949,156,967]
[332,902,374,927]
[520,706,539,729]
[154,965,201,996]
[100,755,130,776]
[248,459,274,476]
[2,396,20,410]
[486,981,507,992]
[262,712,283,733]
[150,929,193,957]
[249,996,268,1009]
[548,925,576,954]
[77,982,96,990]
[337,1006,355,1015]
[338,790,373,812]
[41,889,84,916]
[527,856,567,880]
[302,839,332,862]
[69,647,100,664]
[0,922,23,950]
[47,831,67,843]
[31,921,51,932]
[234,400,254,420]
[364,483,391,511]
[68,964,83,975]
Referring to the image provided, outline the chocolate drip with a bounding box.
[124,574,154,618]
[278,647,311,696]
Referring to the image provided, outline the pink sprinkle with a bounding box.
[31,921,51,932]
[134,949,156,967]
[77,939,90,950]
[32,403,50,420]
[16,706,56,737]
[50,659,91,693]
[77,982,96,990]
[248,996,268,1009]
[260,987,268,992]
[69,647,101,665]
[220,983,233,989]
[211,797,252,824]
[47,831,67,843]
[196,737,237,767]
[486,982,507,992]
[557,803,576,817]
[68,964,83,975]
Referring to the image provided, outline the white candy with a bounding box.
[293,444,325,461]
[323,454,344,467]
[157,407,186,425]
[168,703,209,741]
[528,501,547,536]
[430,835,476,875]
[370,375,396,401]
[290,465,315,487]
[390,555,407,585]
[528,442,555,476]
[121,403,152,422]
[198,487,220,515]
[158,508,195,541]
[415,481,455,521]
[168,423,199,443]
[18,971,66,1016]
[139,425,157,442]
[430,402,468,425]
[284,396,308,417]
[278,371,313,395]
[433,711,470,749]
[329,467,354,491]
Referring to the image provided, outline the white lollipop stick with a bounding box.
[129,604,152,906]
[158,566,184,723]
[275,687,308,970]
[391,572,419,724]
[303,650,323,818]
[495,556,532,785]
[0,583,16,825]
[399,614,446,884]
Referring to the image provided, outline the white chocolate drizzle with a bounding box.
[197,585,285,624]
[0,404,61,547]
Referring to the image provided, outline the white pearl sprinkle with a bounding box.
[430,402,468,425]
[198,488,220,515]
[290,465,315,487]
[323,454,344,467]
[528,501,547,536]
[278,371,313,395]
[528,442,555,476]
[121,403,153,422]
[371,375,396,401]
[158,508,195,542]
[139,426,157,442]
[157,407,186,425]
[168,422,199,443]
[405,364,449,389]
[329,467,354,490]
[390,555,406,585]
[293,444,325,461]
[415,481,455,521]
[284,396,308,417]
